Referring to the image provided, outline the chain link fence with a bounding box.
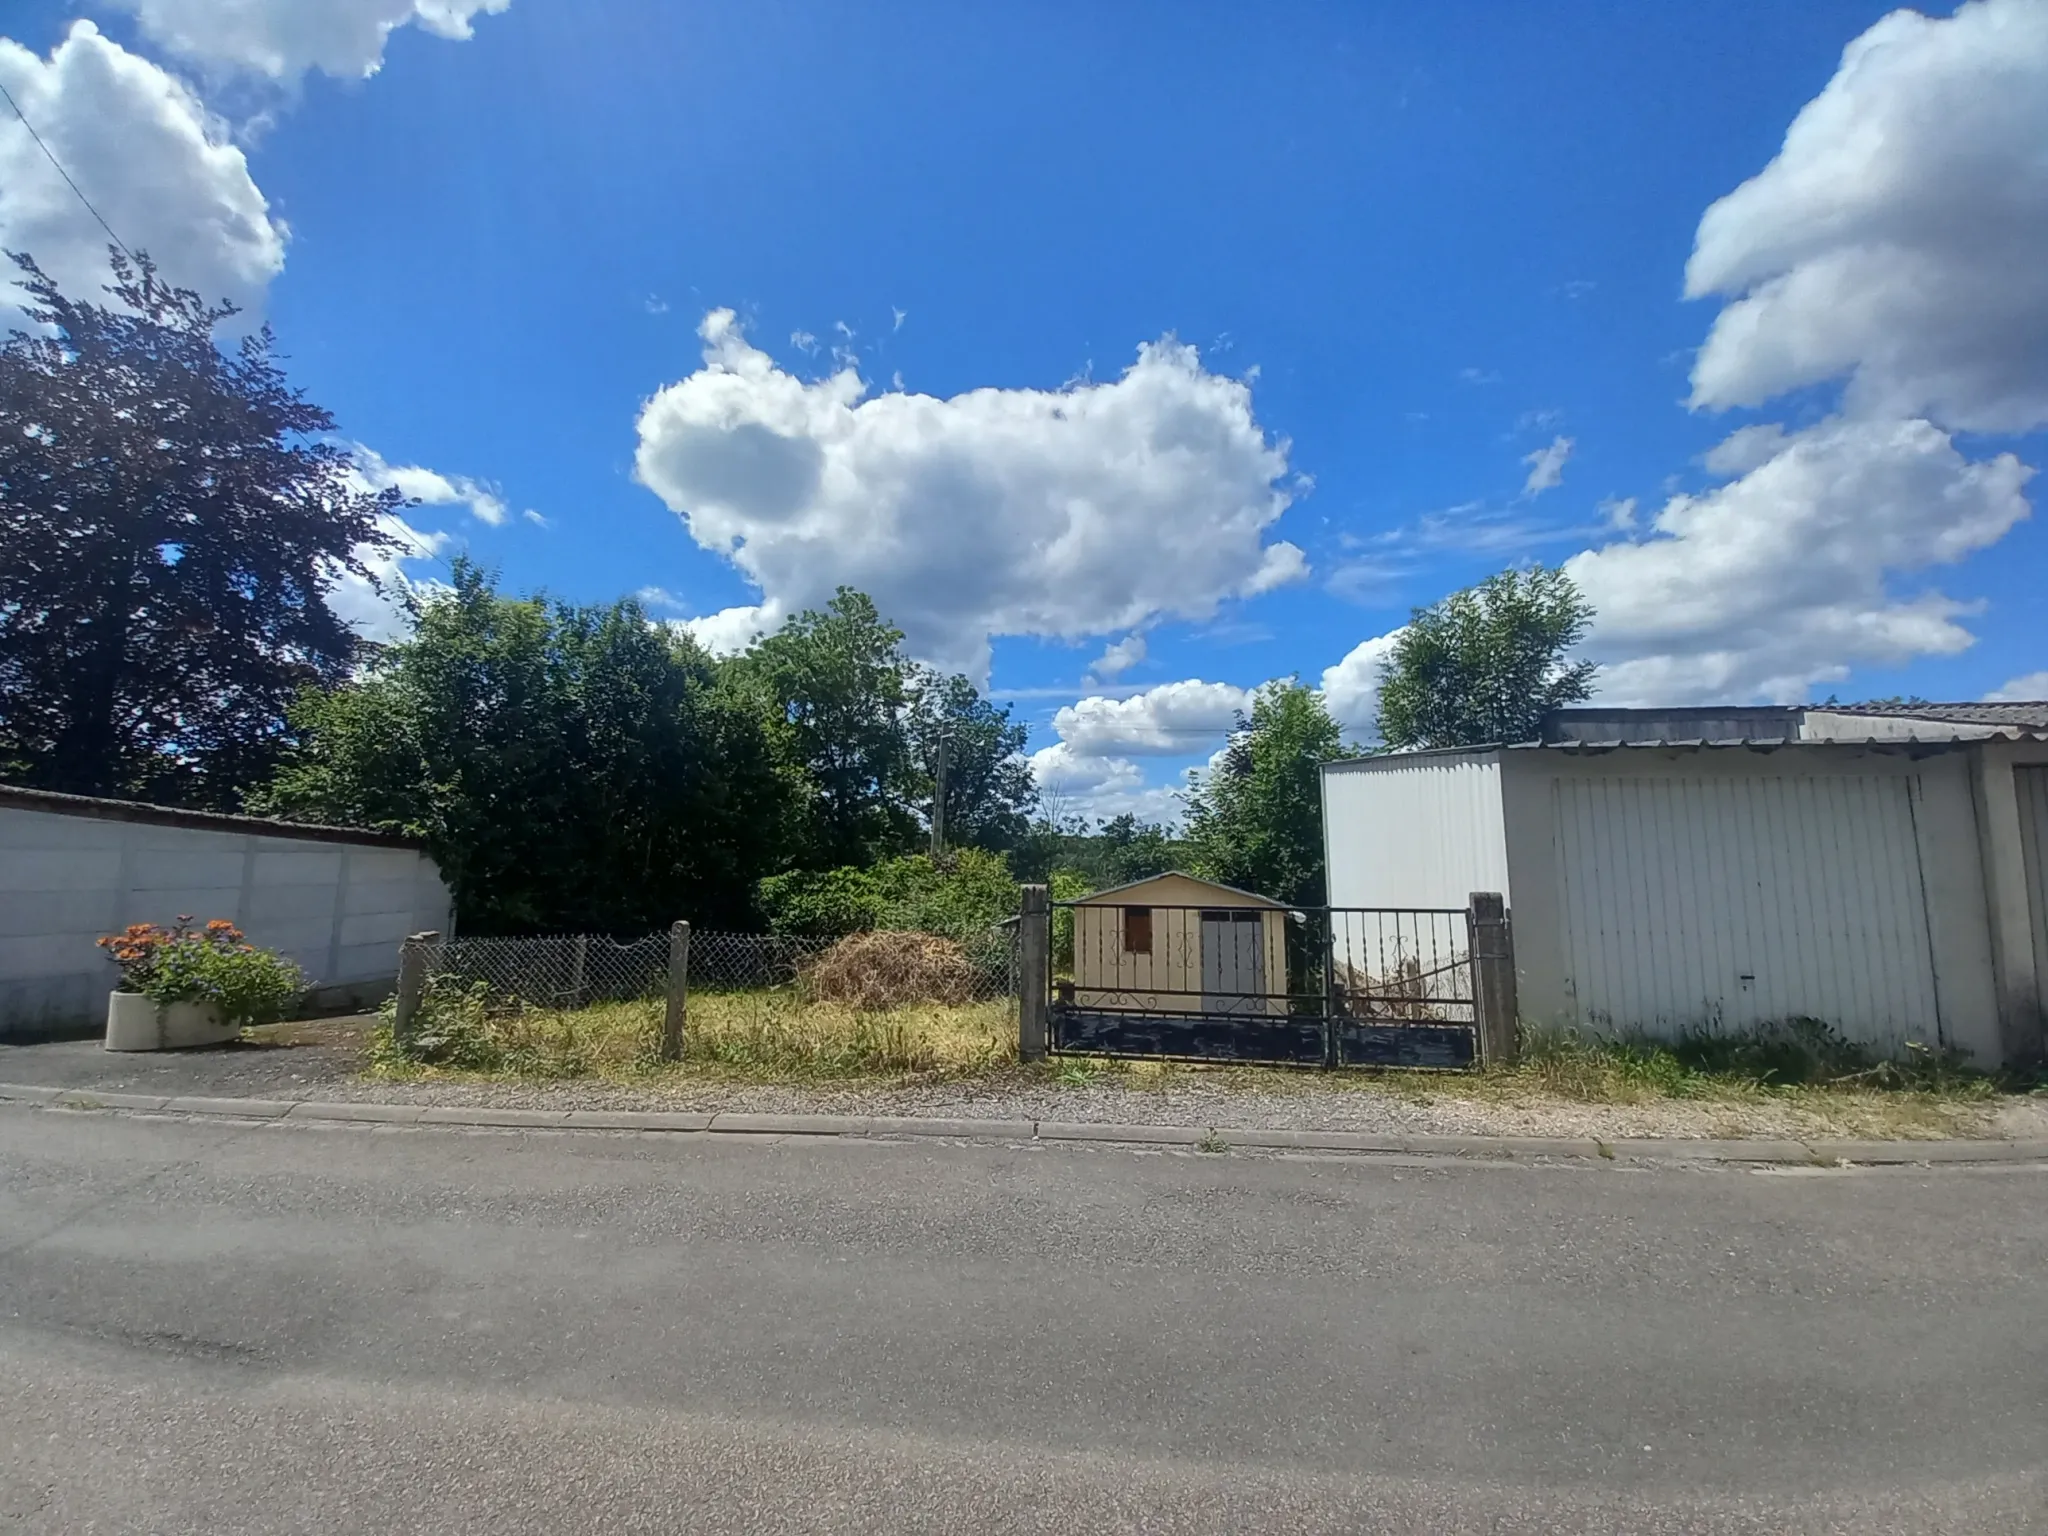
[398,925,1020,1035]
[407,932,671,1011]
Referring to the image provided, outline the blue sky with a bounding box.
[3,0,2044,823]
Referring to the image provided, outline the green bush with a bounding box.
[759,849,1021,941]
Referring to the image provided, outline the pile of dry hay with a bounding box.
[799,930,981,1009]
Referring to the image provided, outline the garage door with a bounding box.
[1554,774,1943,1050]
[2020,767,2048,1018]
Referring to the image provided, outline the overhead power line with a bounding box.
[0,77,137,262]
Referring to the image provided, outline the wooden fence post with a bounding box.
[1018,886,1050,1062]
[394,931,440,1049]
[1467,893,1518,1068]
[660,920,691,1062]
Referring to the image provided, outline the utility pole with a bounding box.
[930,737,950,860]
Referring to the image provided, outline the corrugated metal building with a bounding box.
[1322,708,2048,1065]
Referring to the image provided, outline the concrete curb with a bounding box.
[4,1082,2044,1167]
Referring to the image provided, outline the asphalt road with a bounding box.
[2,1108,2043,1535]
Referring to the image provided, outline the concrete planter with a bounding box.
[104,992,238,1052]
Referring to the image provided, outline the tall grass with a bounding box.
[373,977,1015,1082]
[1511,1018,2000,1104]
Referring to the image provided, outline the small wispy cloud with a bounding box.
[1459,366,1502,385]
[790,330,818,354]
[635,585,686,613]
[1598,496,1637,531]
[1085,634,1147,684]
[1521,435,1574,496]
[644,294,670,315]
[522,509,548,528]
[891,307,907,332]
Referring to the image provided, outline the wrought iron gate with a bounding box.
[1047,902,1477,1068]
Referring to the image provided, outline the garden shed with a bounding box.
[1321,727,2048,1066]
[1067,872,1290,1016]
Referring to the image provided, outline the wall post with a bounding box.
[1467,893,1518,1068]
[393,930,440,1050]
[1018,885,1050,1062]
[660,920,691,1062]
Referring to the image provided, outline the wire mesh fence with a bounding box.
[411,933,671,1012]
[408,926,1021,1017]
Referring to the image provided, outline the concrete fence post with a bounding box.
[1018,885,1050,1062]
[394,931,441,1049]
[1467,894,1518,1068]
[660,920,691,1062]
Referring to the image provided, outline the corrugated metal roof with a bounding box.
[1809,700,2048,728]
[1324,732,2048,770]
[0,783,426,848]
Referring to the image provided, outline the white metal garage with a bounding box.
[1552,774,1940,1040]
[1323,735,2048,1065]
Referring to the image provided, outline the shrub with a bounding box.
[97,917,306,1026]
[759,849,1021,942]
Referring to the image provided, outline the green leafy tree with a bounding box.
[1183,681,1344,907]
[1096,813,1178,887]
[1375,565,1596,749]
[255,563,797,933]
[0,250,401,805]
[905,669,1038,854]
[735,589,917,868]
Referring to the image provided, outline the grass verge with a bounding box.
[371,979,1014,1084]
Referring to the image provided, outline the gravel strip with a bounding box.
[10,1026,2043,1142]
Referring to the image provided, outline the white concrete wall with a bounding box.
[1321,752,1510,910]
[1499,745,2004,1062]
[0,800,452,1038]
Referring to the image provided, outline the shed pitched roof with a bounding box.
[1072,871,1287,907]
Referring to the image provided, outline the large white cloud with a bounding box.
[1318,630,1404,737]
[0,22,284,317]
[1027,742,1185,828]
[1051,680,1252,757]
[108,0,512,82]
[1686,0,2048,433]
[1569,417,2032,703]
[634,310,1308,680]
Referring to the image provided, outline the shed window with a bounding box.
[1122,907,1153,954]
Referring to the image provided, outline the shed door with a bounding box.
[1553,774,1943,1050]
[2019,767,2048,1018]
[1200,910,1266,1014]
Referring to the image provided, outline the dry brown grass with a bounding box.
[797,930,984,1009]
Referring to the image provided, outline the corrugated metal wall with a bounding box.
[1322,754,1509,910]
[1552,773,1944,1049]
[2020,767,2048,1018]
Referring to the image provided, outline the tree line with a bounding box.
[2,249,1599,935]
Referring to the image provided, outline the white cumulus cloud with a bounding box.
[108,0,513,82]
[0,22,285,319]
[1985,672,2048,703]
[1027,742,1185,828]
[1051,680,1252,758]
[1318,630,1404,738]
[1569,417,2032,703]
[634,309,1308,681]
[1685,0,2048,433]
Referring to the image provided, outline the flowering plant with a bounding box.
[98,917,306,1025]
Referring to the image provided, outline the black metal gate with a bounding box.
[1048,902,1477,1069]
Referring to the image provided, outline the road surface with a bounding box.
[2,1106,2043,1533]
